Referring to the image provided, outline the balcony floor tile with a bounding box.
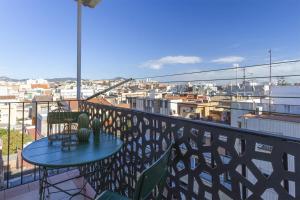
[3,171,95,200]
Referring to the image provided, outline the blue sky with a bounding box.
[0,0,299,80]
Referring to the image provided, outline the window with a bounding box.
[238,121,242,128]
[165,101,168,108]
[159,100,163,107]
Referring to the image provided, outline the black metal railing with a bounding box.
[1,100,300,200]
[0,100,82,190]
[80,101,300,200]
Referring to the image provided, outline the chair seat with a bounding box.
[96,190,130,200]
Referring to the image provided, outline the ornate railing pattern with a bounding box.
[80,101,300,200]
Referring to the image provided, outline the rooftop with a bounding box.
[242,113,300,123]
[87,98,113,106]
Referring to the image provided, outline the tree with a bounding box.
[0,129,33,155]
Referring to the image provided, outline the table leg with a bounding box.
[39,167,50,200]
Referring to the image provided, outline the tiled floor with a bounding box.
[0,170,96,200]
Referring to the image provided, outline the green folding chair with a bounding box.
[96,144,173,200]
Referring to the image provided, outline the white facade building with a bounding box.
[0,97,18,128]
[60,89,77,99]
[231,100,300,128]
[0,87,8,96]
[128,97,171,116]
[60,88,95,99]
[37,113,48,137]
[169,99,182,116]
[26,79,48,85]
[271,86,300,105]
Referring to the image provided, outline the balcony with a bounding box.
[0,100,299,199]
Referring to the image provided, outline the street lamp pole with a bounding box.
[77,0,82,100]
[76,0,101,100]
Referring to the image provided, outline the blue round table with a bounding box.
[22,133,123,200]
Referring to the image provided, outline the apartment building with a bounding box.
[36,113,48,137]
[127,97,171,115]
[31,95,53,125]
[231,100,300,128]
[177,101,229,122]
[0,96,18,128]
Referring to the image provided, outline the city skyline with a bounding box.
[0,1,300,199]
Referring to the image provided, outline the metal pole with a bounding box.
[269,49,272,114]
[7,103,11,188]
[77,0,82,100]
[235,64,238,101]
[21,102,25,184]
[243,67,246,96]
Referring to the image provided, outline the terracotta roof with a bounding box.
[0,95,16,100]
[87,98,113,106]
[69,101,79,111]
[33,95,53,102]
[31,84,49,89]
[25,127,41,139]
[116,103,130,109]
[62,98,78,111]
[242,113,300,123]
[26,127,35,136]
[164,95,185,100]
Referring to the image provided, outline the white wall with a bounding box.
[241,117,298,199]
[231,101,300,127]
[271,86,300,105]
[0,87,8,96]
[0,103,17,127]
[169,99,182,116]
[242,117,300,138]
[37,113,48,137]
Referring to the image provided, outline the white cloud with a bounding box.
[212,56,245,63]
[141,56,202,70]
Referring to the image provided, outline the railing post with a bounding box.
[21,102,25,184]
[68,101,71,111]
[6,103,11,188]
[34,101,38,180]
[211,133,215,168]
[47,102,50,137]
[283,153,289,192]
[241,138,247,199]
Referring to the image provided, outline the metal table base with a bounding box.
[39,167,92,200]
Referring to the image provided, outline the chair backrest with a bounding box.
[133,144,173,200]
[47,111,87,125]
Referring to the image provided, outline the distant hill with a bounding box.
[0,76,79,82]
[46,77,77,82]
[0,76,26,82]
[0,76,124,82]
[112,77,126,80]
